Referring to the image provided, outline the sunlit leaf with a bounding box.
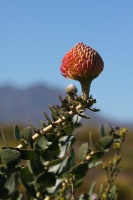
[78,143,88,162]
[88,161,102,169]
[35,136,50,150]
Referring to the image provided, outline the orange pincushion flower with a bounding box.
[60,42,104,82]
[60,42,104,100]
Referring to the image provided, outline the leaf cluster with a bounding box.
[0,94,126,200]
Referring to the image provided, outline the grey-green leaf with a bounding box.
[0,175,7,188]
[19,149,36,160]
[101,125,105,137]
[20,127,33,148]
[69,162,88,180]
[78,143,88,162]
[35,136,50,149]
[47,158,64,167]
[36,172,56,187]
[14,125,21,140]
[0,149,20,168]
[20,166,34,183]
[97,136,113,149]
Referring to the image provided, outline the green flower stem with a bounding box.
[80,80,92,100]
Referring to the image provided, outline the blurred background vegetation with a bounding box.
[0,121,133,199]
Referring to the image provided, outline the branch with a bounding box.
[16,104,82,149]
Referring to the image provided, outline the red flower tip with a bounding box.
[60,42,104,82]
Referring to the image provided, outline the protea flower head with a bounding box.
[60,42,104,100]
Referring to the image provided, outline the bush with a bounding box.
[0,42,127,200]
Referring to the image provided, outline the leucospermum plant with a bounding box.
[0,42,126,200]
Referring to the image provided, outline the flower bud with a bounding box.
[60,42,104,100]
[65,84,78,95]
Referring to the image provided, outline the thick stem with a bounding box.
[80,80,92,100]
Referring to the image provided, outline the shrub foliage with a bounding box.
[0,92,126,200]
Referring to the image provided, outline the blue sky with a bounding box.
[0,1,133,124]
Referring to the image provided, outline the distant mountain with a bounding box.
[0,84,65,127]
[0,84,129,128]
